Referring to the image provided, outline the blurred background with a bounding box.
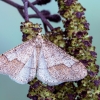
[0,0,100,100]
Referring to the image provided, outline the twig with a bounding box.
[1,0,24,9]
[28,1,53,30]
[22,0,29,21]
[32,1,38,5]
[43,23,49,32]
[1,0,54,31]
[18,9,24,19]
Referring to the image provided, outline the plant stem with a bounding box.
[1,0,54,31]
[18,9,24,19]
[28,1,53,30]
[2,0,24,9]
[22,0,29,22]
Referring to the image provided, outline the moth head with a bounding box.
[38,32,42,36]
[35,33,43,48]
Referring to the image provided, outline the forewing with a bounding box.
[37,48,63,86]
[0,39,36,84]
[41,40,87,85]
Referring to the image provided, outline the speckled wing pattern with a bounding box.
[37,39,87,86]
[0,39,36,84]
[0,34,87,86]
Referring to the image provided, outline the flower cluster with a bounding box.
[20,21,42,41]
[57,0,100,99]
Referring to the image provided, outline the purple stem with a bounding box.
[28,1,53,30]
[1,0,24,9]
[32,1,38,5]
[43,23,49,32]
[22,0,29,22]
[1,0,54,31]
[1,0,24,18]
[18,9,24,19]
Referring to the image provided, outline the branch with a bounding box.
[17,9,24,19]
[1,0,24,9]
[22,0,29,21]
[43,23,49,32]
[28,14,61,22]
[1,0,54,31]
[28,1,53,30]
[31,1,38,5]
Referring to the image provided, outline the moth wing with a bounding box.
[37,39,87,86]
[0,39,36,84]
[37,48,63,86]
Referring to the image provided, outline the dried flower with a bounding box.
[94,80,100,87]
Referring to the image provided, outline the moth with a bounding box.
[0,33,87,86]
